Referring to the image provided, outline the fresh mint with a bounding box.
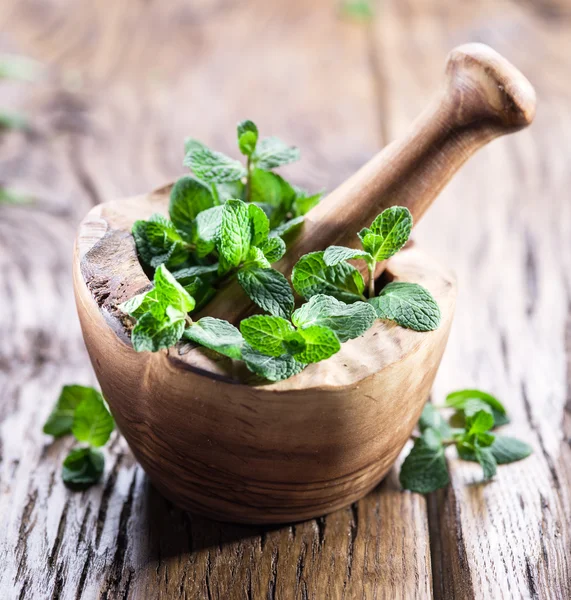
[242,345,306,382]
[218,199,252,268]
[44,384,115,491]
[284,325,340,364]
[446,389,509,426]
[132,213,189,269]
[252,136,300,170]
[400,390,532,494]
[184,146,247,183]
[237,267,295,319]
[169,176,214,237]
[237,120,258,156]
[183,317,243,359]
[240,315,295,356]
[359,206,412,261]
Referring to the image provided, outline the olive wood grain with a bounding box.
[73,192,456,523]
[202,43,535,324]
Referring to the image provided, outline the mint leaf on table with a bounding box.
[71,393,115,447]
[240,315,295,356]
[218,199,251,268]
[455,409,497,480]
[399,428,450,494]
[284,325,341,364]
[323,246,373,267]
[237,119,258,156]
[184,147,247,183]
[490,436,532,464]
[359,206,412,261]
[237,267,295,318]
[270,215,305,239]
[446,389,509,426]
[169,176,214,236]
[132,213,188,269]
[242,345,306,382]
[43,385,101,437]
[291,294,376,342]
[259,236,286,263]
[248,203,270,247]
[292,251,365,303]
[418,403,452,439]
[183,317,244,359]
[474,446,497,479]
[465,409,495,435]
[62,447,105,490]
[252,136,300,169]
[368,282,440,331]
[192,205,224,257]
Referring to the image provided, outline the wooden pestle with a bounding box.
[201,43,536,323]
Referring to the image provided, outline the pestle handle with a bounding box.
[201,43,536,323]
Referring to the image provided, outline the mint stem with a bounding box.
[368,260,376,298]
[245,156,252,202]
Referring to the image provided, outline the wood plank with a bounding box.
[0,0,433,597]
[373,0,571,597]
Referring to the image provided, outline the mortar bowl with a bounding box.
[73,185,456,524]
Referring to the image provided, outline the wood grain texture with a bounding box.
[73,191,456,523]
[0,0,569,598]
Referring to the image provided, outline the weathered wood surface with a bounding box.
[0,0,569,598]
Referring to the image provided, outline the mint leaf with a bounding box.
[291,294,376,342]
[44,385,101,438]
[475,446,497,479]
[491,436,532,464]
[293,189,323,217]
[248,203,270,247]
[154,264,195,315]
[270,215,305,239]
[466,409,495,435]
[240,315,294,356]
[253,137,300,169]
[72,394,115,447]
[169,176,214,236]
[192,205,224,257]
[242,345,306,382]
[132,214,188,269]
[218,199,251,267]
[368,282,440,331]
[132,313,186,352]
[119,289,157,319]
[215,180,245,203]
[182,278,216,311]
[237,120,258,156]
[292,251,365,303]
[399,428,449,494]
[183,317,243,359]
[323,246,372,266]
[446,389,507,417]
[243,246,271,269]
[172,264,219,284]
[418,404,452,439]
[184,138,208,155]
[360,206,412,261]
[62,447,104,490]
[237,267,295,318]
[249,169,296,225]
[260,236,286,263]
[184,147,247,183]
[285,325,340,364]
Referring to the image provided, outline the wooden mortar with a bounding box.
[73,44,535,524]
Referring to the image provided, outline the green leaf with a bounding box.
[237,267,295,318]
[172,264,219,285]
[285,325,340,364]
[323,246,373,266]
[243,246,271,269]
[361,206,412,261]
[118,289,157,319]
[218,199,251,267]
[260,236,286,263]
[491,436,532,464]
[154,264,195,314]
[215,180,245,203]
[169,176,214,236]
[466,409,495,435]
[184,147,247,183]
[132,213,188,269]
[131,312,186,352]
[249,168,296,224]
[252,136,300,170]
[183,317,244,359]
[237,120,258,156]
[291,294,376,343]
[418,404,452,439]
[292,251,365,303]
[184,137,208,155]
[475,446,497,479]
[368,282,440,331]
[182,278,216,311]
[71,394,115,447]
[399,428,449,494]
[293,190,323,217]
[270,215,305,239]
[248,203,270,247]
[62,447,104,490]
[446,389,507,417]
[448,398,510,429]
[192,205,224,257]
[240,315,294,357]
[43,385,101,438]
[242,345,306,382]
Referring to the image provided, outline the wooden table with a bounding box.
[1,0,570,598]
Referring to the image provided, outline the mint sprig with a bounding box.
[399,390,532,494]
